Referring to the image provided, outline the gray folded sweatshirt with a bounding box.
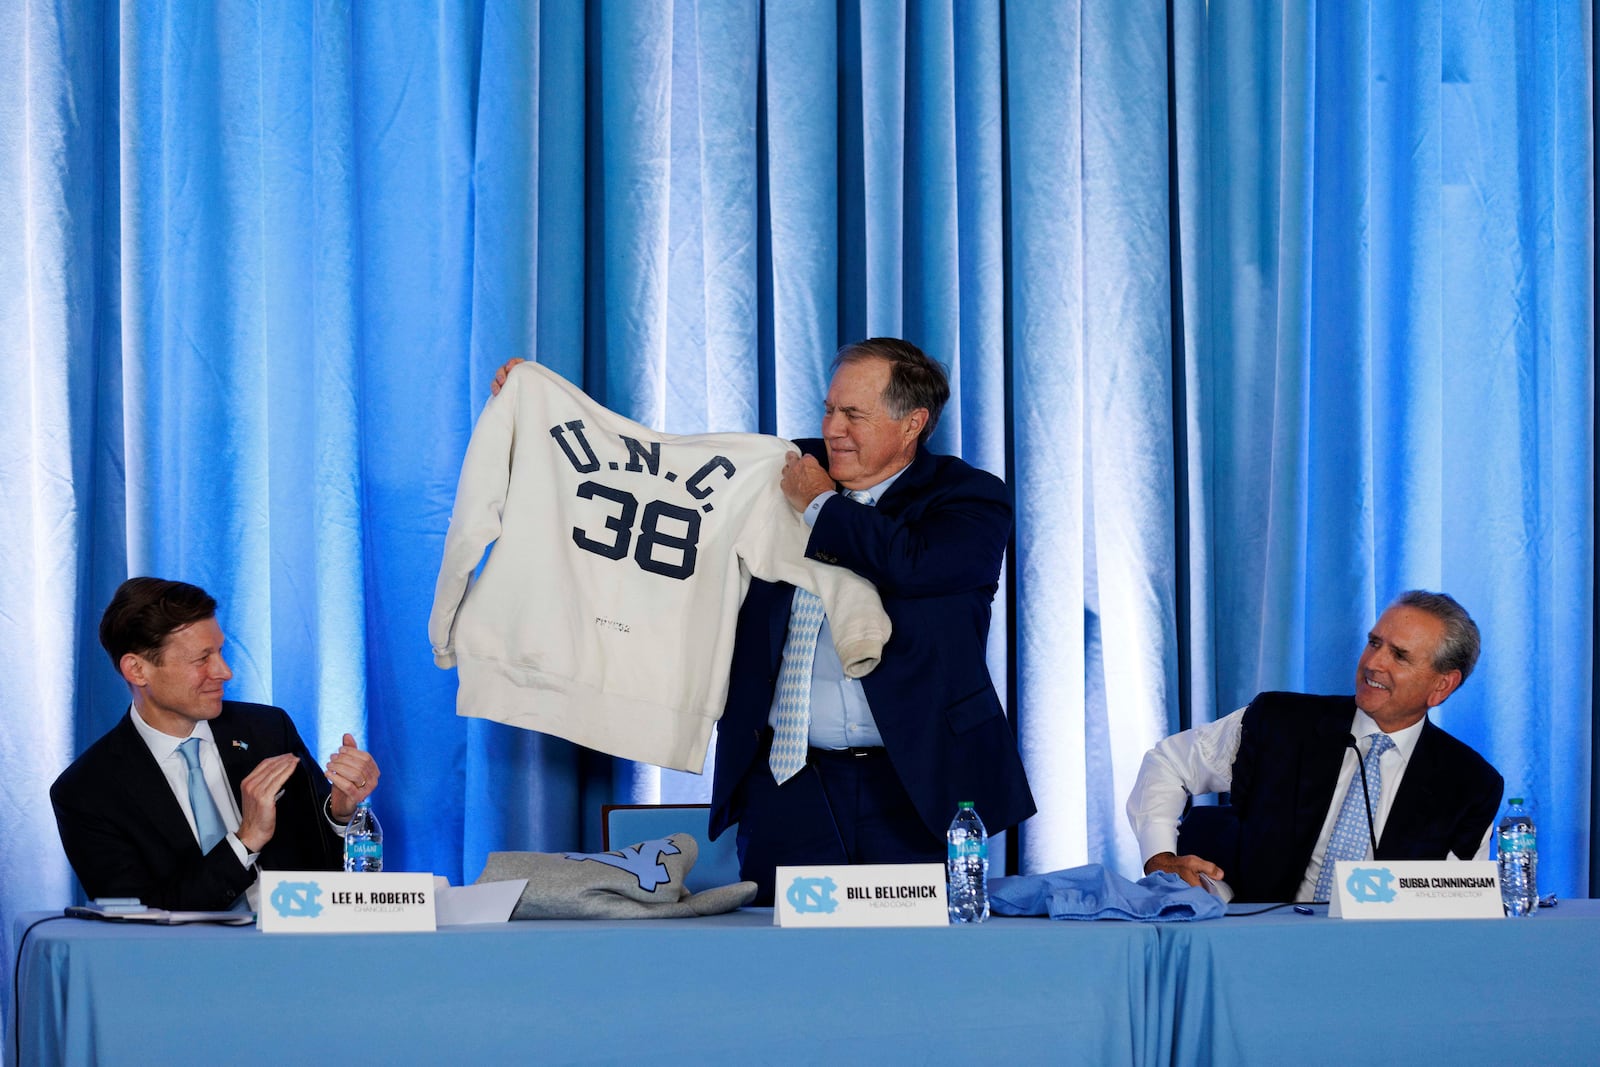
[477,832,757,919]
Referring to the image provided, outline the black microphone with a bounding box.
[1344,734,1379,855]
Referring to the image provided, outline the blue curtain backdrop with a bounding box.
[0,0,1592,1033]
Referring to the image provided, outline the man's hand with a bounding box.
[235,754,302,853]
[1143,851,1224,887]
[490,358,525,396]
[780,453,836,512]
[324,733,380,822]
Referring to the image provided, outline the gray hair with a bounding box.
[1391,589,1481,681]
[832,337,950,444]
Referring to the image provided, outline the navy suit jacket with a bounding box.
[51,701,343,909]
[709,441,1036,841]
[1222,691,1504,902]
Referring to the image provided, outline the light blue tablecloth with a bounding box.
[13,902,1599,1065]
[1157,900,1600,1065]
[10,909,1160,1065]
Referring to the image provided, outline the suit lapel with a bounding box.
[872,447,933,516]
[211,704,258,798]
[1296,714,1354,855]
[1280,713,1356,883]
[107,714,202,856]
[1379,717,1440,854]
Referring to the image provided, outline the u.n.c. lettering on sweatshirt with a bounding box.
[428,361,891,773]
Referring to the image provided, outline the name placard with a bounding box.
[258,871,437,933]
[774,863,947,927]
[1328,860,1503,920]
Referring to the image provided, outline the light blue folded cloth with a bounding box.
[989,863,1224,921]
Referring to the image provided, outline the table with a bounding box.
[9,909,1159,1065]
[1158,900,1600,1064]
[11,903,1598,1065]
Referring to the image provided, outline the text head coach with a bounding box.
[51,577,381,909]
[1126,590,1504,903]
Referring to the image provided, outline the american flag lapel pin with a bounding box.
[232,740,249,752]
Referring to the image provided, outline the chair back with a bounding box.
[601,803,743,893]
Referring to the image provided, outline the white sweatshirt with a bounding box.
[429,361,891,773]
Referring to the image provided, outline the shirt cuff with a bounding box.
[325,794,351,837]
[1137,828,1181,865]
[226,832,259,868]
[804,490,836,527]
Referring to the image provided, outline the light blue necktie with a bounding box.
[178,737,228,853]
[1314,732,1394,901]
[769,489,873,783]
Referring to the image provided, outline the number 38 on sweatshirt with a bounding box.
[429,360,891,774]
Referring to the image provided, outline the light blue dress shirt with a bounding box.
[767,466,907,749]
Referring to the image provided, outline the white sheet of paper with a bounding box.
[433,877,526,926]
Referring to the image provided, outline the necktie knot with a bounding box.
[844,489,873,505]
[177,736,203,770]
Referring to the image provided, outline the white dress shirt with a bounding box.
[1126,706,1491,901]
[128,706,258,868]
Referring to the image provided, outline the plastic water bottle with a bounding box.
[1495,796,1537,917]
[344,797,383,872]
[947,801,989,924]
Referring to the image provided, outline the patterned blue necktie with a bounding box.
[768,488,873,783]
[178,737,228,853]
[1313,732,1394,901]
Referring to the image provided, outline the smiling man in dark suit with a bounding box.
[706,338,1036,903]
[51,577,380,910]
[1127,590,1504,903]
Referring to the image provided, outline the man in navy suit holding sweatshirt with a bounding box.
[491,339,1034,903]
[52,577,381,910]
[706,338,1035,903]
